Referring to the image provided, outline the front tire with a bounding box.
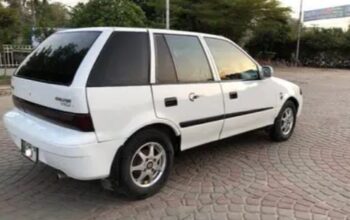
[270,100,297,141]
[113,128,174,199]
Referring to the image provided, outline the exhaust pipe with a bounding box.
[57,171,68,180]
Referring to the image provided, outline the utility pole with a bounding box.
[166,0,170,29]
[31,0,37,27]
[296,0,304,65]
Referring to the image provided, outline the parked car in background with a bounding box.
[3,27,303,199]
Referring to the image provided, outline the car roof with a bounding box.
[58,27,226,40]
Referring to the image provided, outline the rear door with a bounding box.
[86,30,155,142]
[204,37,277,139]
[151,33,225,150]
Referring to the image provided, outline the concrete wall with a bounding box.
[0,68,16,76]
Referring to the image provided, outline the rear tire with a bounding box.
[112,128,174,199]
[270,100,297,142]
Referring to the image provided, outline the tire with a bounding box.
[112,128,174,199]
[270,100,297,142]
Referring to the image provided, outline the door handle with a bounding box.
[229,91,238,99]
[164,97,178,107]
[189,92,201,102]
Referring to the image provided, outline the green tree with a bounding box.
[36,2,69,27]
[70,0,146,27]
[299,28,347,67]
[34,1,69,38]
[1,0,70,43]
[0,3,20,45]
[245,0,293,60]
[135,0,168,27]
[344,29,350,54]
[135,0,290,43]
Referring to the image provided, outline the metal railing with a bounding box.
[0,44,33,69]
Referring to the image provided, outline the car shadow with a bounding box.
[0,127,279,219]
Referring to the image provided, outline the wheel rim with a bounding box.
[281,107,294,136]
[130,142,166,188]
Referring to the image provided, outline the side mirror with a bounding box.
[261,66,274,78]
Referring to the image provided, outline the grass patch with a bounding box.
[0,75,11,80]
[0,75,11,85]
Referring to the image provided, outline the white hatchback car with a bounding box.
[4,27,302,198]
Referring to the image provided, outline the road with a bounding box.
[0,67,350,220]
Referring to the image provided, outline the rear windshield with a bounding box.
[16,31,100,86]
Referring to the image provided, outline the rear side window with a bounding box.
[156,34,213,83]
[16,31,100,86]
[87,32,150,87]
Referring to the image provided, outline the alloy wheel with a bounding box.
[129,142,166,188]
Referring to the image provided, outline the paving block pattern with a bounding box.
[0,67,350,220]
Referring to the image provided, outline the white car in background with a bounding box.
[3,27,303,199]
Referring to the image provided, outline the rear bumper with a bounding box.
[3,108,124,180]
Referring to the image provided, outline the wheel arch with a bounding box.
[286,96,299,112]
[273,95,300,122]
[109,122,181,180]
[126,123,181,153]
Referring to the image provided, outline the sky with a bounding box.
[52,0,350,30]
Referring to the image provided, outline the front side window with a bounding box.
[87,31,149,87]
[157,34,213,83]
[205,38,259,81]
[16,31,101,85]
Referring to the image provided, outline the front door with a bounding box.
[204,37,277,139]
[151,33,225,150]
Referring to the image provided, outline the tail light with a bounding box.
[13,96,94,132]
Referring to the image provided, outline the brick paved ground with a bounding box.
[0,85,11,97]
[1,67,350,220]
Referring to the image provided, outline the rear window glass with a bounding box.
[87,32,150,87]
[16,31,100,86]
